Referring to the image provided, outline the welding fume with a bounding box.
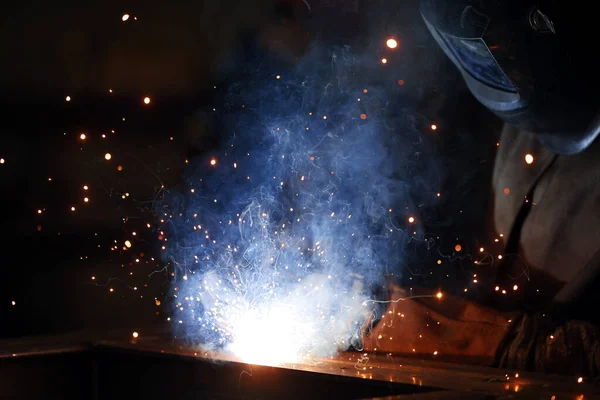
[160,0,600,379]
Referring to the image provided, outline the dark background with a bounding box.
[0,0,500,338]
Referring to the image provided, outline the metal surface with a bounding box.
[1,327,598,399]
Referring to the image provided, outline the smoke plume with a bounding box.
[157,41,439,365]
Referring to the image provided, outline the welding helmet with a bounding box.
[420,0,600,155]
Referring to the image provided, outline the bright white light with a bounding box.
[228,304,315,365]
[196,272,368,366]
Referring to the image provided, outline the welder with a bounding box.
[365,0,600,377]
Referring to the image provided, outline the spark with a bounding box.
[143,96,151,105]
[430,124,437,131]
[122,14,130,21]
[408,216,415,224]
[132,331,139,338]
[386,38,398,49]
[79,133,86,140]
[105,153,112,160]
[381,58,388,64]
[11,301,16,306]
[513,284,518,291]
[70,206,76,212]
[210,158,217,166]
[578,377,583,383]
[454,244,462,252]
[65,96,71,102]
[436,292,442,299]
[525,153,534,164]
[83,197,89,203]
[360,113,367,120]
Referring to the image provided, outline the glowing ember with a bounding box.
[132,331,139,338]
[122,14,130,21]
[65,96,71,102]
[79,133,86,140]
[210,158,217,166]
[381,58,388,64]
[408,216,415,224]
[454,244,462,252]
[430,124,437,131]
[386,38,398,49]
[104,153,112,160]
[143,96,151,105]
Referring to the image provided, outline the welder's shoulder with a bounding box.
[490,125,554,237]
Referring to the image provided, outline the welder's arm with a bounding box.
[495,312,600,377]
[362,285,518,365]
[362,284,600,376]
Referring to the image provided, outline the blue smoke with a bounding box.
[157,42,439,363]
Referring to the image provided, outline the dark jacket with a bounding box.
[491,124,600,377]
